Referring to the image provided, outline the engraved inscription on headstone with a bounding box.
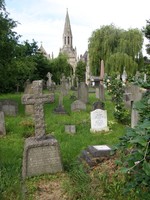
[90,109,109,132]
[22,137,63,178]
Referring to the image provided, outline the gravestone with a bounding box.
[65,125,76,134]
[90,109,109,132]
[46,72,52,90]
[124,84,147,128]
[122,67,127,83]
[24,81,34,115]
[22,80,63,179]
[92,101,105,110]
[79,145,112,167]
[77,82,88,103]
[60,74,69,96]
[0,99,18,116]
[71,100,86,111]
[99,60,105,101]
[54,75,67,114]
[0,111,6,136]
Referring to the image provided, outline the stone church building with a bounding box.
[60,9,77,75]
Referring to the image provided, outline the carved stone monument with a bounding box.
[90,109,109,132]
[22,80,63,179]
[0,111,6,136]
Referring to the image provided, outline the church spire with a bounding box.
[63,8,73,48]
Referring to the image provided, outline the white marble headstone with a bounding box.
[90,109,109,132]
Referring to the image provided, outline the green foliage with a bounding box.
[0,91,126,199]
[88,24,144,76]
[117,91,150,195]
[75,60,86,82]
[50,53,72,84]
[106,76,130,124]
[143,19,150,55]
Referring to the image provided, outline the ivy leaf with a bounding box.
[120,167,130,174]
[143,161,150,176]
[130,136,147,147]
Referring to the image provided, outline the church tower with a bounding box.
[60,9,77,75]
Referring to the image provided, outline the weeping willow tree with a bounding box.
[88,24,144,76]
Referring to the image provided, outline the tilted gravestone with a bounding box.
[22,80,63,179]
[0,99,18,116]
[0,111,6,136]
[90,109,109,133]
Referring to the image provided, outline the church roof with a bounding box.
[63,8,72,37]
[38,43,47,55]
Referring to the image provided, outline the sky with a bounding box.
[5,0,150,58]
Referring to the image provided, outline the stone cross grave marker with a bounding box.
[22,80,54,139]
[46,72,52,90]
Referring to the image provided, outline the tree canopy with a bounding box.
[143,19,150,55]
[88,24,144,76]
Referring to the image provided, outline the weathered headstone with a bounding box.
[0,111,6,136]
[92,101,105,110]
[124,84,147,127]
[77,82,88,103]
[0,100,18,116]
[60,74,69,96]
[99,60,105,101]
[46,72,53,90]
[22,80,63,179]
[71,100,86,111]
[24,81,34,115]
[65,125,76,134]
[90,109,109,132]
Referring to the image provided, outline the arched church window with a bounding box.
[68,36,69,45]
[64,37,66,45]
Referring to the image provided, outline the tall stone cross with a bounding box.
[22,80,54,139]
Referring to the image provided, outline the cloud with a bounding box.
[5,0,150,57]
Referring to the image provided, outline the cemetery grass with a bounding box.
[0,91,129,200]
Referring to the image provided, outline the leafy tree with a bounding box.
[88,24,144,76]
[0,0,21,92]
[75,60,86,82]
[50,53,72,84]
[143,19,150,55]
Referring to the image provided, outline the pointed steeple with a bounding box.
[63,8,73,48]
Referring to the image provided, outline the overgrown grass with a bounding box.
[0,89,127,199]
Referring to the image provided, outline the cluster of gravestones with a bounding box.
[1,71,148,179]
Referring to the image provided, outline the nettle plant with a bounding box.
[118,91,150,195]
[106,76,130,125]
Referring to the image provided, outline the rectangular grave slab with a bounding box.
[22,135,63,179]
[65,125,76,134]
[88,145,111,157]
